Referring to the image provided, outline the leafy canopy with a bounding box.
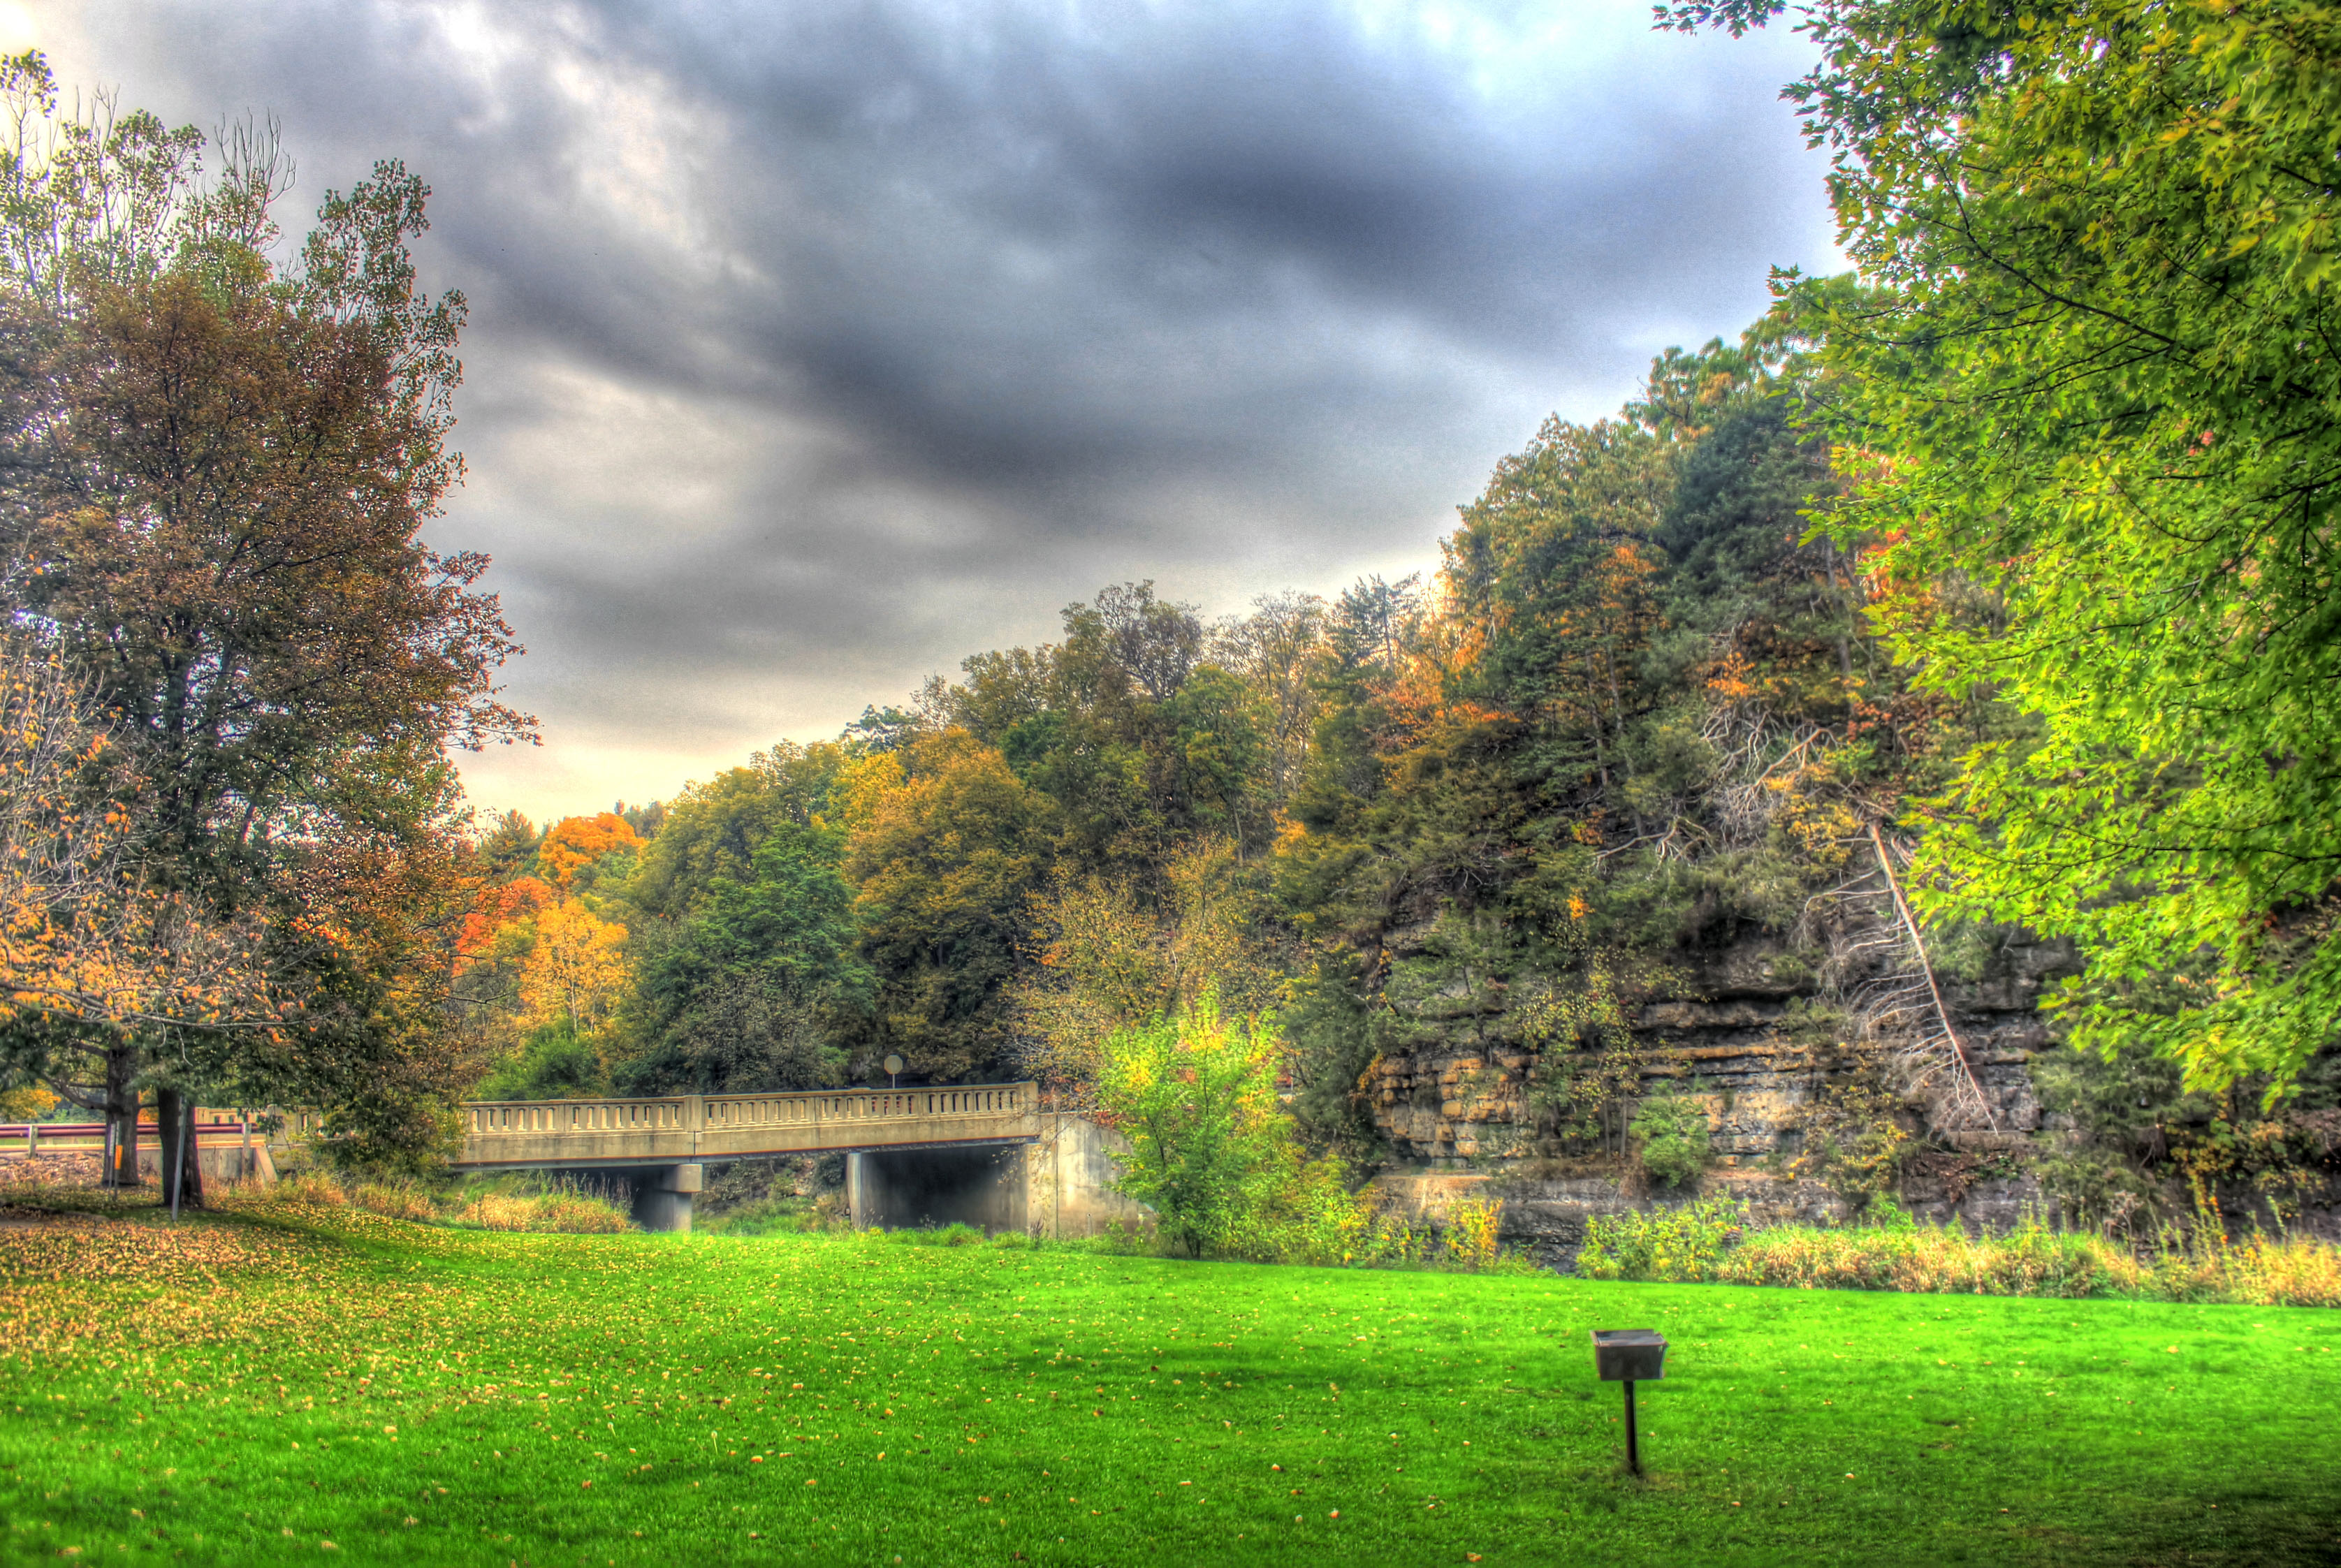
[1672,0,2341,1094]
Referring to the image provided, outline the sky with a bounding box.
[14,0,1837,826]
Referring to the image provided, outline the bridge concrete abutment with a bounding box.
[847,1115,1148,1239]
[847,1145,1026,1232]
[629,1163,702,1233]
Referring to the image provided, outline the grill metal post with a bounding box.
[1591,1329,1666,1477]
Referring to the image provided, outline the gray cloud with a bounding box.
[28,0,1835,820]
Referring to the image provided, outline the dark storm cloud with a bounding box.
[36,0,1835,816]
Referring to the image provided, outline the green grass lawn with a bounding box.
[3,1196,2338,1567]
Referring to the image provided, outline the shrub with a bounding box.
[1442,1195,1506,1270]
[1629,1086,1712,1191]
[1789,1070,1913,1215]
[1719,1215,2132,1297]
[1576,1195,1745,1281]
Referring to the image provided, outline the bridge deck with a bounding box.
[455,1083,1037,1170]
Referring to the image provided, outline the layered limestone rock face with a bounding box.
[1362,928,2085,1240]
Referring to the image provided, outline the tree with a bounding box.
[1445,416,1672,814]
[473,811,541,879]
[536,813,642,893]
[1013,835,1291,1095]
[457,874,555,963]
[0,640,271,1166]
[1092,992,1291,1257]
[627,745,843,919]
[844,729,1053,1080]
[243,784,481,1171]
[1213,592,1327,806]
[519,902,629,1039]
[1670,0,2341,1094]
[620,821,865,1094]
[0,53,529,1167]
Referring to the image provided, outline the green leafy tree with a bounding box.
[620,822,866,1094]
[844,730,1053,1080]
[1672,0,2341,1094]
[627,744,844,919]
[1092,992,1292,1258]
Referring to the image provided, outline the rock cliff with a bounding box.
[1362,925,2092,1247]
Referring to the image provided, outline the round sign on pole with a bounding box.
[883,1054,905,1076]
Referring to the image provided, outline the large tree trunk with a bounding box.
[103,1044,143,1190]
[180,1097,203,1206]
[155,1086,203,1214]
[157,1085,182,1212]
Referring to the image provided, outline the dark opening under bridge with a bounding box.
[455,1082,1138,1234]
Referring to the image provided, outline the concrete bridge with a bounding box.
[457,1082,1139,1235]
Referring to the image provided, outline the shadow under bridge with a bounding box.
[456,1083,1039,1232]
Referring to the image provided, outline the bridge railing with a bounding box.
[457,1083,1035,1162]
[695,1084,1028,1131]
[464,1097,694,1138]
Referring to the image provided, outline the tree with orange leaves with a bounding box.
[457,875,556,960]
[536,814,643,893]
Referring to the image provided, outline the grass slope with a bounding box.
[3,1199,2338,1567]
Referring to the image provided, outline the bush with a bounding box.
[1630,1086,1712,1190]
[1577,1195,1745,1280]
[1789,1070,1913,1215]
[1441,1195,1506,1270]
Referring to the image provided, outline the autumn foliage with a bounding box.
[537,814,642,892]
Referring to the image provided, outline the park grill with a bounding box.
[1591,1329,1667,1475]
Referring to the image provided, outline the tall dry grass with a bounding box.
[268,1171,351,1208]
[224,1171,632,1233]
[448,1187,629,1234]
[1577,1196,2341,1306]
[349,1180,438,1223]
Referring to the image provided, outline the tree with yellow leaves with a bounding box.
[518,901,629,1039]
[1012,835,1292,1098]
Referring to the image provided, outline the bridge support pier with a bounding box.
[629,1164,702,1233]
